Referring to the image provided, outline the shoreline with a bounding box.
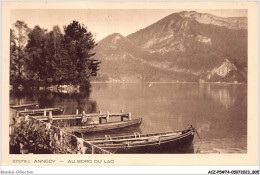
[9,81,247,91]
[90,81,247,85]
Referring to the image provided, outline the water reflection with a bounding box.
[10,90,97,114]
[89,83,247,153]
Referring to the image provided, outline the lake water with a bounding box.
[10,83,247,154]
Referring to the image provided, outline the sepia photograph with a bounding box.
[8,8,248,155]
[1,1,258,169]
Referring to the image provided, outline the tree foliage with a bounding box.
[10,20,100,90]
[63,21,97,89]
[10,21,30,88]
[10,29,18,85]
[25,26,49,83]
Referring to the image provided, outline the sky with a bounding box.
[11,9,247,41]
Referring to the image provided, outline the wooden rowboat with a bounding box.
[19,107,64,116]
[87,126,196,153]
[68,118,142,133]
[10,103,39,110]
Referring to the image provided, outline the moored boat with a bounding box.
[10,103,39,110]
[68,118,142,133]
[86,126,196,153]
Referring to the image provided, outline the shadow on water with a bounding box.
[10,89,97,114]
[168,143,194,154]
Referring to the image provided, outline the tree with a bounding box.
[12,20,100,89]
[26,25,68,86]
[10,21,30,88]
[10,29,18,86]
[63,21,98,89]
[25,26,50,86]
[46,26,69,85]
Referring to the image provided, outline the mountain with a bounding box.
[93,11,247,82]
[93,33,193,82]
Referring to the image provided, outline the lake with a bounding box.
[10,82,247,154]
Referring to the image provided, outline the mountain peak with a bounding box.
[105,33,124,39]
[93,11,247,82]
[99,33,125,43]
[177,11,247,30]
[127,10,247,52]
[98,33,129,47]
[179,11,199,16]
[152,11,247,31]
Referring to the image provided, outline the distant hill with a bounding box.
[93,11,247,83]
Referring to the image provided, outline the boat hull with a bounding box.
[10,103,39,110]
[88,127,195,154]
[110,133,194,154]
[69,118,142,133]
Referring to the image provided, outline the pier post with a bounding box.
[49,111,53,118]
[99,111,102,123]
[77,138,84,154]
[106,111,110,123]
[10,110,15,136]
[92,146,95,154]
[15,111,21,124]
[76,109,79,115]
[121,110,124,121]
[44,110,47,116]
[48,111,53,124]
[59,130,63,145]
[82,147,87,154]
[9,125,14,136]
[10,110,16,125]
[128,112,131,120]
[16,111,19,118]
[81,111,86,123]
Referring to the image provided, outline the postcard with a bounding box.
[1,1,258,166]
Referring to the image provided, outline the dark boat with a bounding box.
[87,126,195,154]
[68,118,142,133]
[10,103,39,110]
[19,107,64,116]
